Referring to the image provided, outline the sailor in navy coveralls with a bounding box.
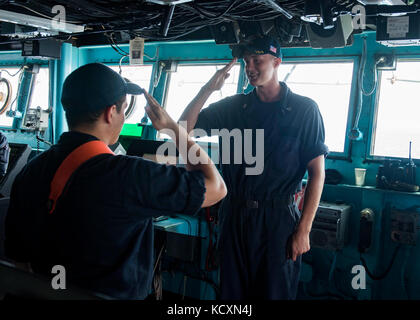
[179,36,328,299]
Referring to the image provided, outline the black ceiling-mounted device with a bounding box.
[22,39,61,59]
[238,20,275,41]
[210,21,240,45]
[302,0,335,29]
[0,22,38,38]
[275,18,303,44]
[306,14,354,48]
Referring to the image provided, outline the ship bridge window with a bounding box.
[109,64,153,124]
[277,61,354,154]
[163,63,241,142]
[29,67,50,111]
[372,60,420,160]
[0,66,24,127]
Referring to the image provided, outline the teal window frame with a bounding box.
[0,59,50,131]
[278,56,359,160]
[160,59,243,143]
[0,64,24,128]
[156,59,242,157]
[367,55,420,165]
[159,56,359,160]
[162,59,243,112]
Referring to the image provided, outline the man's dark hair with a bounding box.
[65,95,126,129]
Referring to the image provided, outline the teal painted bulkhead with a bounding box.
[0,31,419,300]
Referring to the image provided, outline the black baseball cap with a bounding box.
[61,63,144,114]
[231,35,282,59]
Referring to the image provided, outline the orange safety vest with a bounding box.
[48,140,114,214]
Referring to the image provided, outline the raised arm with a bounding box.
[178,58,237,133]
[144,91,227,207]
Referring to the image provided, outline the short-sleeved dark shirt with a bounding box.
[195,82,328,199]
[5,131,205,299]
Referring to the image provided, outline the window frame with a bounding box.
[0,63,50,130]
[107,61,155,93]
[0,65,23,129]
[162,59,243,113]
[160,59,243,144]
[160,57,359,158]
[21,65,51,128]
[277,56,359,160]
[18,64,51,131]
[367,56,420,165]
[0,64,27,129]
[106,61,155,132]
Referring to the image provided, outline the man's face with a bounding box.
[111,96,128,144]
[244,53,280,87]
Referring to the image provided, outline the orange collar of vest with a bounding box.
[48,140,114,214]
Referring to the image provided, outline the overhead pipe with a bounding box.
[160,5,176,37]
[260,0,293,20]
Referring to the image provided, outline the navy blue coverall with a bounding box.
[5,131,205,299]
[195,82,328,299]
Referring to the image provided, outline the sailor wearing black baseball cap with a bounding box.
[61,63,145,145]
[244,36,283,88]
[231,35,282,59]
[179,34,328,299]
[5,62,227,300]
[61,62,144,115]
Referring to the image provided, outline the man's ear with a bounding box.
[273,57,282,68]
[103,105,116,124]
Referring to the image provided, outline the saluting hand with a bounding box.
[144,91,177,131]
[204,58,237,92]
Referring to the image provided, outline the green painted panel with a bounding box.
[120,123,144,138]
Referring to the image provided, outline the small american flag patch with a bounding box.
[270,45,277,53]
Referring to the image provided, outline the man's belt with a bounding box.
[230,195,294,209]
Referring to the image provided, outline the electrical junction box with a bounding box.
[376,13,420,46]
[21,107,49,131]
[375,54,397,70]
[310,201,351,251]
[129,37,144,65]
[390,209,419,245]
